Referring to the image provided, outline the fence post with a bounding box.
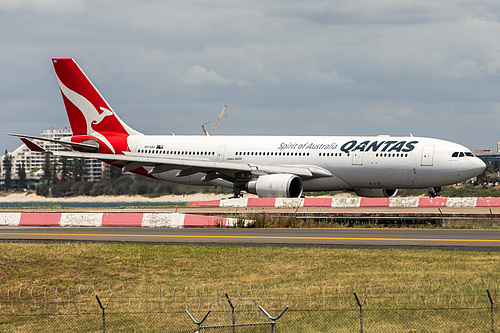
[95,294,112,333]
[185,309,211,332]
[258,305,289,333]
[487,289,497,333]
[225,293,236,333]
[354,291,368,333]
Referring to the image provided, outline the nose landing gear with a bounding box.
[428,186,442,197]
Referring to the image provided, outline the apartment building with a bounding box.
[1,128,109,186]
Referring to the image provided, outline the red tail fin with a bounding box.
[52,58,142,154]
[52,58,141,153]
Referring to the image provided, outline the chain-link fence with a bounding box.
[1,279,498,332]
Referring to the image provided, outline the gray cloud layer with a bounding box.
[1,0,500,151]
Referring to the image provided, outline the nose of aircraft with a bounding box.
[473,157,486,175]
[457,157,485,181]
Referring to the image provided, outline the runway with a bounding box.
[1,227,499,251]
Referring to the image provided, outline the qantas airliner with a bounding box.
[10,58,486,198]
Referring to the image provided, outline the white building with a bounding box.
[1,128,109,185]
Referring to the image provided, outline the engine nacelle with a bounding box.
[354,188,398,198]
[246,174,303,198]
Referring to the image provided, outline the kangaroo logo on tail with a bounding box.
[52,58,142,154]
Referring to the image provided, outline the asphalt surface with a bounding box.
[1,227,499,251]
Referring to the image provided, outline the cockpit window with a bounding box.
[452,151,475,158]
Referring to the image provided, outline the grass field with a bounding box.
[0,243,498,332]
[0,242,498,286]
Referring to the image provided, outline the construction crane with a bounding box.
[202,105,227,135]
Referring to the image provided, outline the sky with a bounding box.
[1,0,500,152]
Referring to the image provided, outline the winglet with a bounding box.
[20,138,46,152]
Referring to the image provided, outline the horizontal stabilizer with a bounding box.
[8,133,98,151]
[20,138,46,152]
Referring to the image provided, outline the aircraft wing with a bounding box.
[16,135,332,183]
[49,149,332,182]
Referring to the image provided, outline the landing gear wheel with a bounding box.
[231,188,244,199]
[428,186,441,198]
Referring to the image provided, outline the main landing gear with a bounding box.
[428,186,442,198]
[231,187,244,199]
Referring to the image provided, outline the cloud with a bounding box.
[303,69,353,84]
[0,0,85,13]
[352,103,425,130]
[180,65,251,87]
[2,0,500,152]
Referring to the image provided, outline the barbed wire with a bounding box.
[0,279,498,313]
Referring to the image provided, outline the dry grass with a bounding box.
[0,243,498,332]
[0,243,498,286]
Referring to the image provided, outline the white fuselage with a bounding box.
[124,134,485,191]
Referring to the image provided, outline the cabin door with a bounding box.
[421,145,435,166]
[351,151,364,165]
[217,146,226,162]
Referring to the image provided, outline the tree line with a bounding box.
[1,152,90,192]
[1,153,228,197]
[1,150,26,191]
[2,151,500,197]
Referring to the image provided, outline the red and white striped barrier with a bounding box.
[0,212,247,228]
[191,197,499,208]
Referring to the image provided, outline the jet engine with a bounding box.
[246,174,303,198]
[354,188,398,198]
